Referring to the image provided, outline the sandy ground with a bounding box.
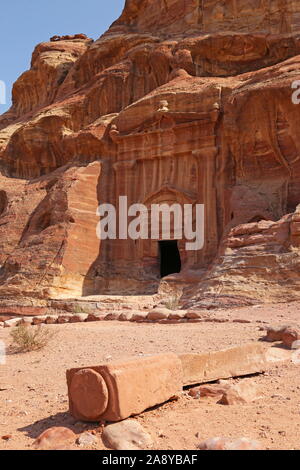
[0,301,299,451]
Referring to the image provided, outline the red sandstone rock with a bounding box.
[218,382,261,405]
[264,325,291,342]
[282,327,300,348]
[67,354,183,422]
[147,308,170,320]
[1,2,300,302]
[33,427,76,450]
[102,420,153,450]
[180,343,267,386]
[189,383,230,399]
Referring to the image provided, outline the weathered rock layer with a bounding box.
[1,0,300,305]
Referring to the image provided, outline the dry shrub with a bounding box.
[10,324,56,353]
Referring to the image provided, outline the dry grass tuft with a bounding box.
[10,324,56,353]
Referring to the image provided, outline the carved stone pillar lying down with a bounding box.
[179,343,267,386]
[67,353,183,422]
[67,344,268,423]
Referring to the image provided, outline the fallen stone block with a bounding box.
[102,420,153,450]
[179,343,267,386]
[67,353,183,422]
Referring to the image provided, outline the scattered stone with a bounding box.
[69,314,88,323]
[185,311,203,320]
[147,308,170,321]
[118,312,133,322]
[291,340,300,350]
[19,317,34,326]
[168,311,186,320]
[198,437,262,450]
[4,318,22,328]
[33,427,76,450]
[218,382,260,405]
[264,325,290,342]
[189,383,230,399]
[57,314,72,324]
[102,420,153,450]
[76,432,98,447]
[282,327,300,348]
[87,313,106,322]
[105,313,120,321]
[1,434,12,441]
[32,316,48,325]
[131,312,147,322]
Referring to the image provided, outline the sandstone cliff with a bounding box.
[1,0,300,307]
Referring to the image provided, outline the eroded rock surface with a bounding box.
[1,0,300,304]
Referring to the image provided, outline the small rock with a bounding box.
[45,315,58,324]
[264,325,290,342]
[105,313,121,321]
[147,308,170,321]
[33,427,76,450]
[2,434,12,441]
[198,437,262,450]
[69,314,88,323]
[76,432,98,447]
[102,420,153,450]
[282,327,300,348]
[118,312,133,321]
[185,311,203,320]
[218,382,260,405]
[87,313,106,322]
[131,312,147,322]
[57,315,72,324]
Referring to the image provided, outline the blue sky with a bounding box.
[0,0,125,112]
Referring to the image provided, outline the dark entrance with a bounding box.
[159,240,181,278]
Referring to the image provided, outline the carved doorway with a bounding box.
[159,240,181,278]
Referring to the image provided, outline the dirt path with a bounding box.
[0,302,299,450]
